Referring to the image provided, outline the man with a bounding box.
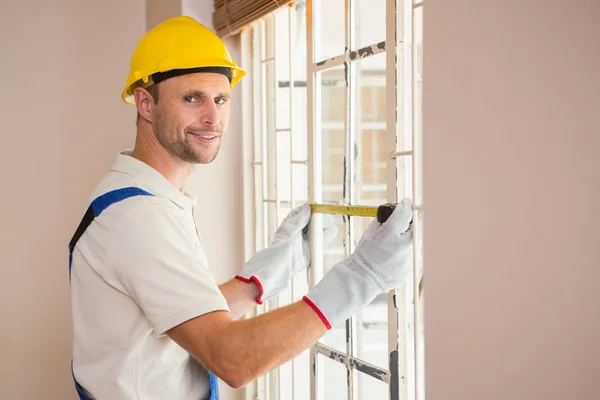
[69,16,414,400]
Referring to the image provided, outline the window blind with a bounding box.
[213,0,294,38]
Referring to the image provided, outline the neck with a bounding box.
[131,126,195,192]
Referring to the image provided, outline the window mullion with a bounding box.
[344,0,359,399]
[307,2,325,400]
[286,6,298,400]
[264,14,281,400]
[385,0,408,399]
[411,3,424,400]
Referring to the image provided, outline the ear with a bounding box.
[133,86,155,123]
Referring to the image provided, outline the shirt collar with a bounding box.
[110,150,197,211]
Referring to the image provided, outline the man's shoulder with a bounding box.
[88,173,187,232]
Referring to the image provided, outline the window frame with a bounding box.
[241,1,424,399]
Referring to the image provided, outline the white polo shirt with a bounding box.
[70,151,229,400]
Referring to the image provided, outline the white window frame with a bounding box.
[240,1,424,399]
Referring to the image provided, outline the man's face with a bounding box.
[151,72,231,164]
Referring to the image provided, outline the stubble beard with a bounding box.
[153,108,221,164]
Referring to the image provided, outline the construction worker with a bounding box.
[68,15,415,400]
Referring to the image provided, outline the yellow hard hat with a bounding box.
[121,16,247,105]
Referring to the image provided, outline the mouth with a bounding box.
[188,132,220,144]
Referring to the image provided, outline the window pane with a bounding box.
[320,66,346,204]
[322,353,348,400]
[275,7,291,131]
[352,52,387,206]
[396,155,412,200]
[275,7,290,83]
[278,358,293,399]
[356,124,387,206]
[356,370,389,400]
[292,349,311,400]
[277,131,292,203]
[291,86,308,162]
[291,163,308,207]
[356,0,386,49]
[316,0,345,62]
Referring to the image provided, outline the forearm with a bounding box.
[219,278,260,320]
[208,301,326,388]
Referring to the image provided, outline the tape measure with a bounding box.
[309,203,397,223]
[310,202,423,297]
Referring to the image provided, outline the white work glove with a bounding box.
[236,204,337,304]
[302,198,414,329]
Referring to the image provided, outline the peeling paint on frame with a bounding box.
[312,41,387,73]
[315,343,392,384]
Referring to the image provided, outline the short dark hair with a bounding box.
[136,83,161,125]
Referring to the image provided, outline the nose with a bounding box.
[201,101,220,127]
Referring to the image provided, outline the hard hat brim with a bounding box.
[122,62,247,105]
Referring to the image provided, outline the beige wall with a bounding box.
[424,1,600,399]
[0,1,145,399]
[146,0,182,30]
[0,0,244,399]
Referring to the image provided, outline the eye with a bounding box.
[215,97,228,105]
[184,95,198,103]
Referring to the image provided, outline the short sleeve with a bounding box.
[106,199,229,336]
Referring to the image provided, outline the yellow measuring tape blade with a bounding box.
[310,203,379,218]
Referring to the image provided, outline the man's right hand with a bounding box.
[235,204,337,304]
[302,198,414,329]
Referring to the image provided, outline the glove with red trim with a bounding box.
[302,198,414,329]
[236,204,337,304]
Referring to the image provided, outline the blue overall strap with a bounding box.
[69,187,153,400]
[71,360,95,400]
[209,372,220,400]
[68,187,154,281]
[68,186,220,400]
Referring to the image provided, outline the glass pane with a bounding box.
[291,163,308,207]
[320,214,349,353]
[397,151,412,200]
[354,52,387,206]
[322,353,348,400]
[275,7,291,131]
[316,0,345,62]
[253,164,266,250]
[356,125,387,206]
[356,0,386,49]
[291,86,308,163]
[275,7,290,82]
[292,349,311,399]
[278,359,293,400]
[276,88,291,131]
[291,2,308,82]
[356,369,389,400]
[320,66,346,204]
[277,131,292,203]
